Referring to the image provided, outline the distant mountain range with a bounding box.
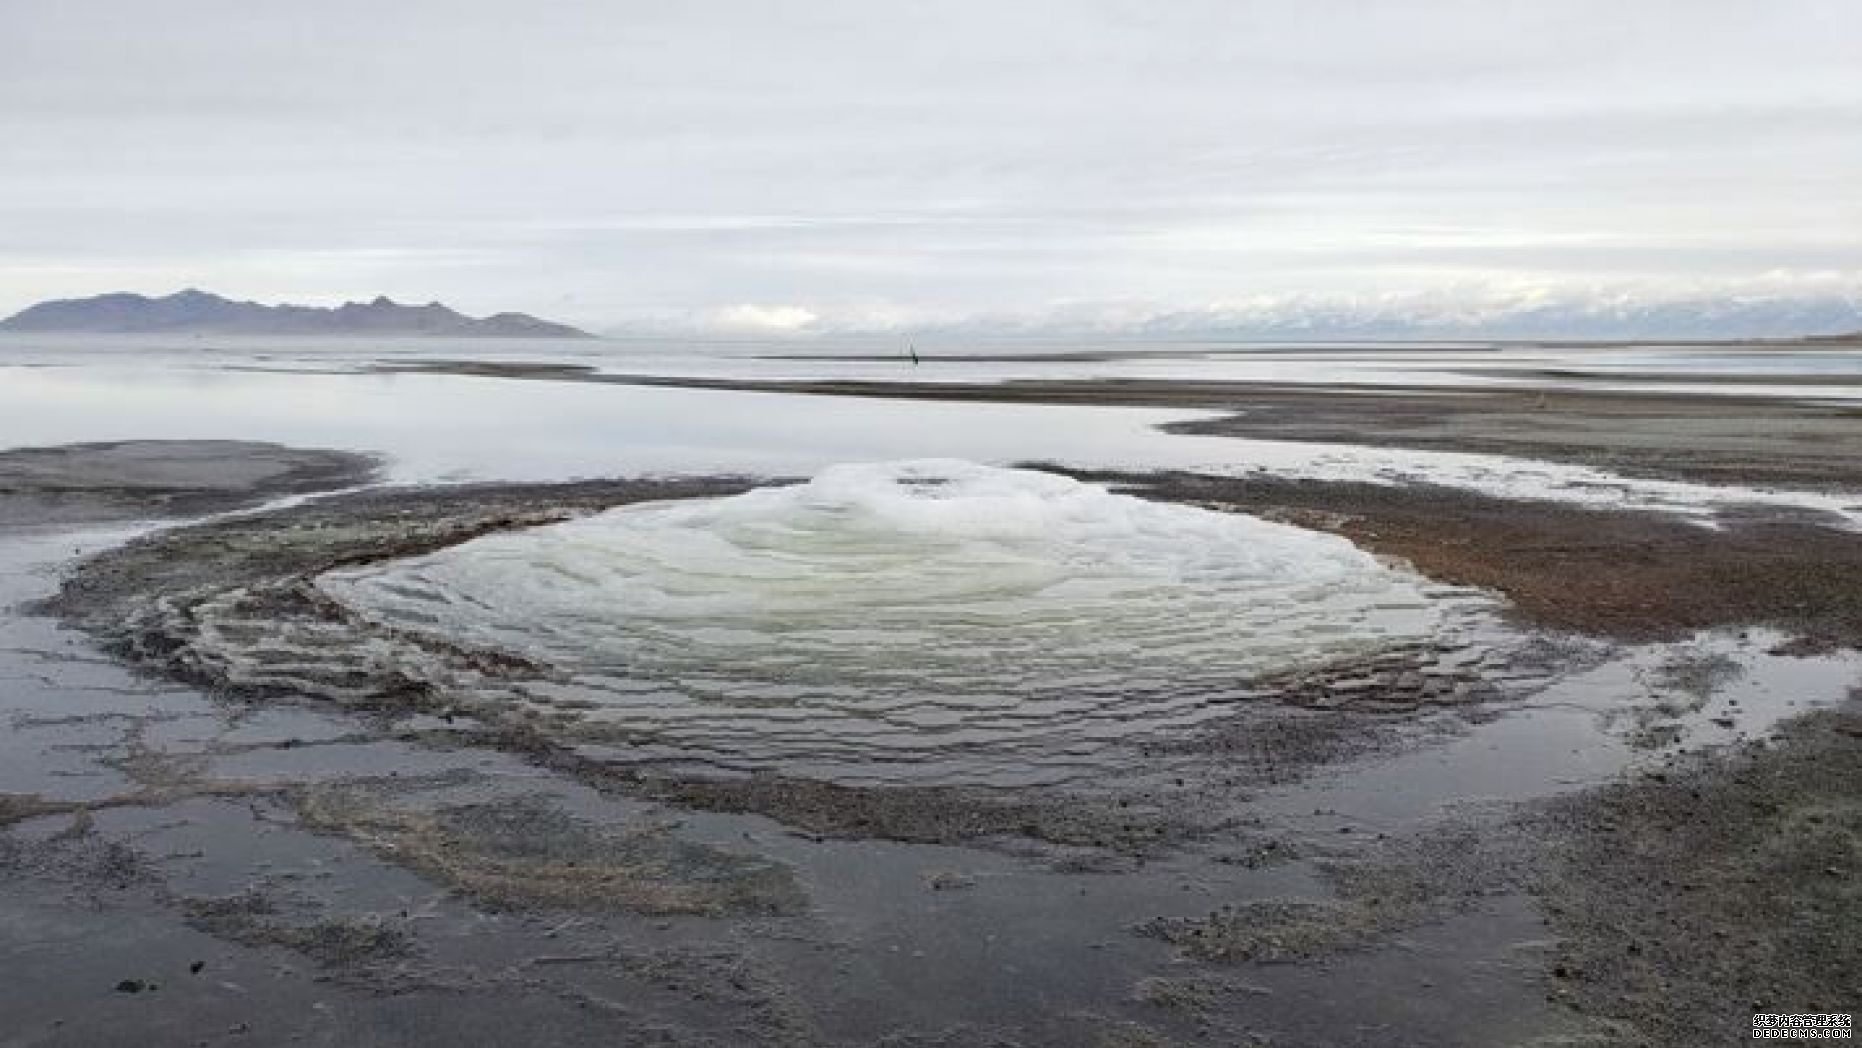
[1159,297,1862,341]
[0,289,591,338]
[900,295,1862,342]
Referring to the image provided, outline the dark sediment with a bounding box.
[1527,705,1862,1046]
[288,787,804,916]
[0,439,379,527]
[1053,468,1862,648]
[1160,384,1862,492]
[1139,705,1862,1048]
[180,892,416,969]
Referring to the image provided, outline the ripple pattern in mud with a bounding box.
[295,462,1486,784]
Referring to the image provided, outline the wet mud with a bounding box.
[289,786,803,915]
[179,891,415,970]
[0,439,379,527]
[1160,384,1862,492]
[3,438,1859,1046]
[1130,702,1862,1048]
[1061,468,1862,648]
[1528,705,1862,1047]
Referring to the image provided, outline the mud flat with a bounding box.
[2,434,1860,1046]
[1057,468,1862,647]
[1134,700,1862,1048]
[0,439,378,527]
[1530,705,1861,1045]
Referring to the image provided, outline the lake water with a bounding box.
[2,336,1860,524]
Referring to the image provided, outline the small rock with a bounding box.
[926,870,977,891]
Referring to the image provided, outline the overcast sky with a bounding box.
[3,0,1859,333]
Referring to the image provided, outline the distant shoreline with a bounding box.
[0,289,592,339]
[357,358,1862,491]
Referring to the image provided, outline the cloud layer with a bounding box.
[4,1,1859,336]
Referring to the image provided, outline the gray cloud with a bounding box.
[3,0,1859,334]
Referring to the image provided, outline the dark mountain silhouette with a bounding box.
[0,289,591,338]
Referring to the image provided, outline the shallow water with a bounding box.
[8,333,1862,399]
[1252,629,1862,832]
[2,357,1859,527]
[317,461,1477,784]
